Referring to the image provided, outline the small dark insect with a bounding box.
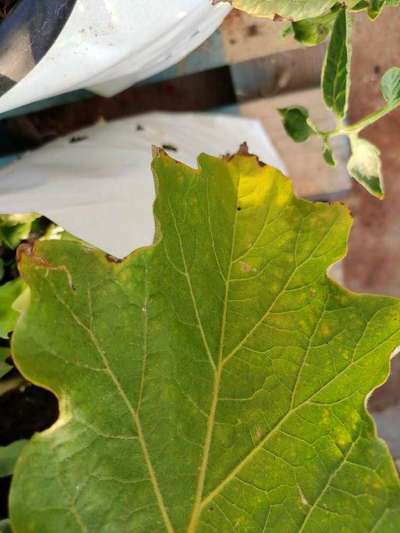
[69,136,88,144]
[162,143,178,152]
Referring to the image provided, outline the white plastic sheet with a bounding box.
[0,0,230,114]
[0,112,286,258]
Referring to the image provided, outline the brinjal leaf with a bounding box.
[381,67,400,106]
[0,279,26,339]
[10,151,400,532]
[322,8,352,118]
[231,0,359,20]
[0,441,27,478]
[348,135,384,198]
[278,106,315,142]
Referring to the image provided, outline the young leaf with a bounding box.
[0,278,26,339]
[10,152,400,532]
[380,66,400,106]
[278,106,315,142]
[351,0,369,10]
[290,9,338,46]
[348,135,384,198]
[322,140,337,166]
[368,0,385,18]
[0,214,38,250]
[322,8,352,118]
[0,441,27,478]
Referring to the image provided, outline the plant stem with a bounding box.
[330,102,399,138]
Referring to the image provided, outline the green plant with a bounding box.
[0,215,63,498]
[0,215,43,344]
[5,150,400,531]
[227,0,400,198]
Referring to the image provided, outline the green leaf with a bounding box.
[290,9,338,46]
[351,0,369,10]
[10,152,400,531]
[278,106,315,142]
[322,8,352,118]
[0,278,27,339]
[0,214,38,250]
[0,441,27,478]
[0,346,11,379]
[368,0,386,18]
[232,0,336,19]
[322,140,337,166]
[381,66,400,106]
[348,135,384,198]
[231,0,360,20]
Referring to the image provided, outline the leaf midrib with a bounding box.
[186,174,241,532]
[185,188,340,530]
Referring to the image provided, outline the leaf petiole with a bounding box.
[329,101,400,137]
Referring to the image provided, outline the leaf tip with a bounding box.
[151,145,163,159]
[238,142,250,156]
[221,143,266,168]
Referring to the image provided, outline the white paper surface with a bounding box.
[0,112,286,258]
[0,0,230,113]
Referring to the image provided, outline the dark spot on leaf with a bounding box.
[240,261,252,273]
[237,206,241,211]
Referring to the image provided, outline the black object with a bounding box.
[0,0,77,97]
